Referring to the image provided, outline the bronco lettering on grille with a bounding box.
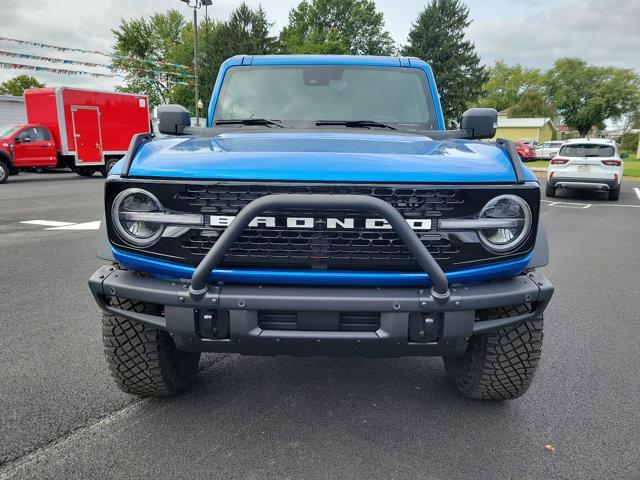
[210,215,432,231]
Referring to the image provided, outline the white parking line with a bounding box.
[546,201,591,209]
[541,199,640,209]
[46,221,101,231]
[634,187,640,201]
[20,220,75,227]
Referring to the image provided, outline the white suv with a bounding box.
[546,138,626,201]
[536,141,564,159]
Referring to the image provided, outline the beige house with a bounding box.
[492,117,557,143]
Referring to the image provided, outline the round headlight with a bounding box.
[478,195,532,252]
[111,188,164,247]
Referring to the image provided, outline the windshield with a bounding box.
[0,124,21,138]
[213,65,438,131]
[560,144,615,157]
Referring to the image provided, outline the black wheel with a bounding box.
[76,167,97,177]
[608,186,620,201]
[545,184,556,197]
[444,316,544,400]
[0,161,9,184]
[102,298,201,397]
[101,158,119,178]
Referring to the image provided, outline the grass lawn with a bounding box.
[527,153,640,178]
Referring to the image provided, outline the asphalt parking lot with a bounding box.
[1,171,639,479]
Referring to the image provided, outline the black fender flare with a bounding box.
[0,150,14,168]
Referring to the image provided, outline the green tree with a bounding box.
[545,58,640,136]
[170,3,277,114]
[279,0,396,55]
[477,61,545,113]
[403,0,488,126]
[510,90,556,119]
[111,10,189,108]
[112,5,276,114]
[0,75,45,96]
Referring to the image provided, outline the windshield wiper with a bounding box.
[315,119,398,131]
[215,118,283,128]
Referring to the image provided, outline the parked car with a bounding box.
[89,54,553,401]
[546,138,625,200]
[0,87,150,184]
[515,140,536,162]
[535,141,564,159]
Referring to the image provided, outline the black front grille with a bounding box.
[174,184,466,271]
[178,184,464,217]
[106,180,540,273]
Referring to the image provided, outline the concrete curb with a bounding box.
[530,167,547,172]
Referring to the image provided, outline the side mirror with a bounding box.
[620,152,629,159]
[460,108,498,140]
[157,104,191,135]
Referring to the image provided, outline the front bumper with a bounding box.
[89,265,553,357]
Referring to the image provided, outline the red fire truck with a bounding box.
[0,87,150,183]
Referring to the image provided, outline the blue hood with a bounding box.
[119,132,534,183]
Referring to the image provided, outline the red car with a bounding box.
[0,87,150,184]
[514,141,536,162]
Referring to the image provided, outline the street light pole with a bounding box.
[180,0,212,127]
[193,6,199,126]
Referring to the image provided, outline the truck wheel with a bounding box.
[545,184,556,197]
[100,158,119,178]
[102,298,201,397]
[443,317,544,400]
[608,186,620,201]
[0,161,9,184]
[76,167,97,177]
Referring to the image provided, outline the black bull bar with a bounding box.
[187,194,451,301]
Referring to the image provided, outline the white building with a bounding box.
[0,95,26,125]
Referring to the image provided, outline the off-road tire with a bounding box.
[102,298,201,397]
[0,161,9,184]
[608,186,620,201]
[545,184,556,197]
[444,316,544,400]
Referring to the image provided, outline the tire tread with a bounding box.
[444,316,544,400]
[102,298,200,397]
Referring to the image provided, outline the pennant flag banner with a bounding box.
[0,60,193,86]
[0,49,193,78]
[0,36,193,71]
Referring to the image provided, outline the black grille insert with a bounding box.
[258,311,380,332]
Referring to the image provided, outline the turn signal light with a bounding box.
[550,158,568,165]
[601,159,621,166]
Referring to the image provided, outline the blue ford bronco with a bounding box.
[89,55,553,400]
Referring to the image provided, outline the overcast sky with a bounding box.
[0,0,638,91]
